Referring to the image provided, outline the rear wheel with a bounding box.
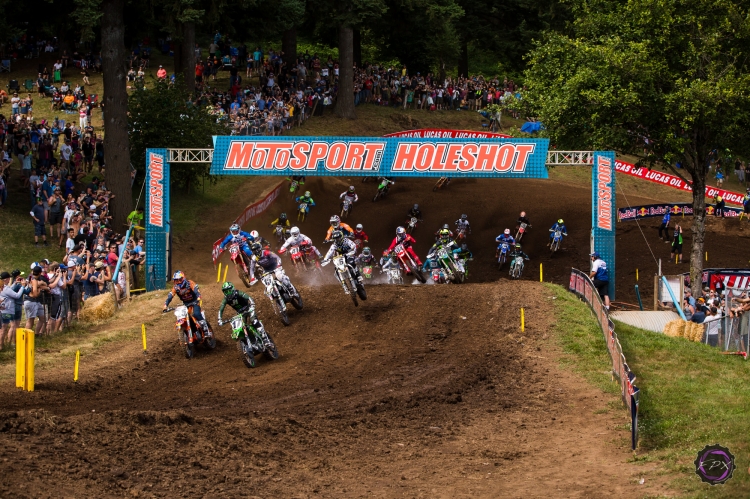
[238,337,256,368]
[262,332,280,360]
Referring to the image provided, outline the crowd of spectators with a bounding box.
[681,283,750,347]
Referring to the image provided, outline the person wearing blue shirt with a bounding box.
[219,223,255,262]
[589,252,610,310]
[257,97,266,111]
[658,211,671,242]
[548,219,568,245]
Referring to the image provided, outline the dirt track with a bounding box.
[0,282,672,498]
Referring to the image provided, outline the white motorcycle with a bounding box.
[252,269,303,325]
[323,255,367,306]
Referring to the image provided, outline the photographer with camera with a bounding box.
[24,265,50,335]
[1,272,27,350]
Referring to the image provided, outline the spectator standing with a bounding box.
[1,272,25,350]
[31,197,48,246]
[671,224,683,263]
[46,263,68,334]
[47,189,63,244]
[24,266,49,335]
[658,210,671,242]
[589,252,611,310]
[8,270,30,345]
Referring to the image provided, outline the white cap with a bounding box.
[30,262,39,270]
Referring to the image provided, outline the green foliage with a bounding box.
[72,0,103,42]
[128,78,230,189]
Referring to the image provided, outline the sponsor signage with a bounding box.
[384,128,512,139]
[211,136,549,178]
[617,203,743,221]
[147,152,165,227]
[615,159,746,206]
[592,152,617,300]
[595,155,614,230]
[212,181,284,265]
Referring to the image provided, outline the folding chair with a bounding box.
[0,60,10,73]
[88,94,98,107]
[24,79,34,91]
[53,70,62,83]
[7,79,19,92]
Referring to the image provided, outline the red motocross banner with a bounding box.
[211,181,284,264]
[615,159,745,206]
[384,129,512,139]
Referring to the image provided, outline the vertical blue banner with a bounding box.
[144,148,170,291]
[592,151,616,300]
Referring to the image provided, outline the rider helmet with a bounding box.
[249,230,259,240]
[413,204,419,211]
[461,243,469,251]
[230,224,240,235]
[330,215,341,228]
[515,243,522,249]
[504,229,510,235]
[362,247,371,256]
[520,211,526,217]
[221,281,235,296]
[304,191,311,198]
[442,223,449,230]
[396,226,406,236]
[290,226,300,237]
[279,212,287,220]
[173,271,187,289]
[331,230,344,244]
[558,219,564,224]
[355,224,363,231]
[391,253,399,263]
[439,228,451,238]
[250,242,263,256]
[461,214,467,220]
[348,185,355,192]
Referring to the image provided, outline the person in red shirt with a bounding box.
[156,65,167,80]
[195,62,204,84]
[386,226,422,266]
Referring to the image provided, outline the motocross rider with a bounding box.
[322,230,362,282]
[279,226,322,259]
[355,246,378,270]
[517,211,531,228]
[352,224,369,246]
[509,243,530,265]
[249,230,271,249]
[295,191,316,209]
[270,212,291,229]
[287,175,306,185]
[248,242,296,294]
[433,223,454,241]
[387,226,423,266]
[382,252,404,276]
[427,228,458,263]
[407,204,423,221]
[340,186,359,209]
[325,215,354,241]
[219,224,255,262]
[218,281,272,348]
[548,219,568,246]
[452,242,473,262]
[163,271,212,336]
[455,214,471,236]
[495,229,516,254]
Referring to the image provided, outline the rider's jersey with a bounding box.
[270,217,291,227]
[219,290,255,318]
[280,233,314,252]
[295,195,315,206]
[661,213,670,224]
[220,231,253,248]
[422,258,441,271]
[381,258,401,271]
[323,238,357,261]
[250,250,282,276]
[550,223,567,234]
[517,216,530,226]
[165,280,200,306]
[356,253,376,266]
[453,248,473,260]
[352,230,369,243]
[455,219,470,232]
[495,234,515,246]
[510,250,529,260]
[340,191,359,203]
[407,208,422,219]
[326,222,353,240]
[388,233,417,252]
[428,238,456,256]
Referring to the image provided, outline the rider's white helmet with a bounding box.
[356,224,363,231]
[290,226,300,237]
[504,229,510,235]
[230,224,240,235]
[330,215,340,227]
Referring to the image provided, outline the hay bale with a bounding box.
[685,321,704,342]
[79,292,116,322]
[663,319,686,338]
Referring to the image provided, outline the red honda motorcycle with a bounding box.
[228,242,252,287]
[393,243,426,283]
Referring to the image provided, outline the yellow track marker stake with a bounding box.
[636,268,639,281]
[74,350,80,383]
[676,255,678,264]
[216,263,222,283]
[142,324,147,353]
[705,251,708,262]
[223,265,229,282]
[539,263,543,282]
[521,308,525,333]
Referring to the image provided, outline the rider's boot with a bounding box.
[255,321,273,348]
[198,320,212,337]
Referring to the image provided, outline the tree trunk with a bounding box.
[102,0,133,228]
[335,25,356,119]
[688,170,706,293]
[282,28,297,74]
[182,21,196,94]
[458,37,469,78]
[173,39,183,76]
[353,28,362,67]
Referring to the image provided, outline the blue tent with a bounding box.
[520,121,543,133]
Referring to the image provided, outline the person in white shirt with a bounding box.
[60,141,72,167]
[65,228,77,254]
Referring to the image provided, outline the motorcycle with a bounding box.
[550,229,564,254]
[510,255,528,279]
[272,224,290,247]
[372,178,393,202]
[455,227,468,242]
[220,313,279,368]
[393,243,426,283]
[432,177,451,191]
[289,179,299,197]
[284,244,321,273]
[405,217,421,234]
[359,262,375,280]
[496,242,510,270]
[434,245,465,283]
[166,305,216,359]
[515,222,531,242]
[384,265,404,284]
[252,270,303,326]
[431,267,448,284]
[228,242,253,287]
[341,198,352,218]
[323,255,367,306]
[297,202,309,222]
